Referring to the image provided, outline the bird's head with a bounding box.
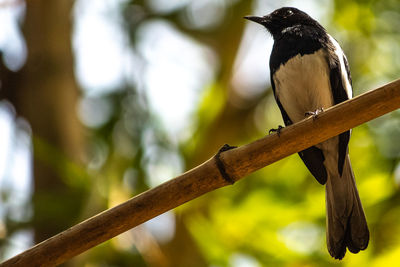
[245,7,316,37]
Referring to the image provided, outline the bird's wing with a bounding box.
[326,36,352,176]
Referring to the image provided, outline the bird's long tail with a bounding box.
[325,155,369,259]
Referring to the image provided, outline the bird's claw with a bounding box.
[305,107,324,120]
[269,125,284,136]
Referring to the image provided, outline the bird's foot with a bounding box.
[269,125,284,136]
[305,107,324,120]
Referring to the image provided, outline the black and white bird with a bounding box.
[245,7,369,259]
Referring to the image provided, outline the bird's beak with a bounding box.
[244,15,268,25]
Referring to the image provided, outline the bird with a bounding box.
[244,7,369,259]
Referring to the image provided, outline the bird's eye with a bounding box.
[287,10,293,16]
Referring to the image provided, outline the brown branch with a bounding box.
[2,79,400,266]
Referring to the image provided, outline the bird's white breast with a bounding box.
[273,49,334,123]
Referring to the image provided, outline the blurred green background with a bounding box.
[0,0,400,266]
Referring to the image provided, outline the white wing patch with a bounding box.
[328,34,353,99]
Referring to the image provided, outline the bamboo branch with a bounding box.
[2,79,400,266]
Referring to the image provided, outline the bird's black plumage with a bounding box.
[245,7,369,259]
